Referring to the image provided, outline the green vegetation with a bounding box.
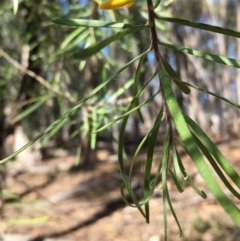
[0,0,239,240]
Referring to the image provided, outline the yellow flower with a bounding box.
[99,0,135,9]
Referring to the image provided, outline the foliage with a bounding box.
[0,0,240,240]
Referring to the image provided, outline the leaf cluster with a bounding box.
[2,0,240,239]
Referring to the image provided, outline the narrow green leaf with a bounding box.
[0,51,149,164]
[90,108,97,149]
[53,18,146,28]
[154,0,162,9]
[14,96,50,121]
[41,117,69,147]
[118,105,146,219]
[13,0,18,14]
[192,133,240,199]
[162,58,190,94]
[184,114,240,189]
[118,112,165,213]
[134,131,167,208]
[95,95,157,132]
[60,27,87,49]
[73,27,149,59]
[166,186,183,237]
[134,68,156,123]
[159,69,240,226]
[172,145,184,192]
[129,109,163,179]
[57,30,89,55]
[129,132,151,178]
[132,34,151,123]
[183,169,207,198]
[69,128,80,140]
[159,42,240,68]
[166,75,240,109]
[95,74,157,133]
[174,141,207,199]
[167,169,184,193]
[120,183,140,208]
[144,107,164,223]
[109,79,134,101]
[161,127,170,241]
[157,16,240,38]
[116,89,162,213]
[133,55,145,123]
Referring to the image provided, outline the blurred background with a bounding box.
[0,0,239,240]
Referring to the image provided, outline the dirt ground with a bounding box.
[1,139,240,241]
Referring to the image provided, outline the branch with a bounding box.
[146,0,172,127]
[0,48,76,103]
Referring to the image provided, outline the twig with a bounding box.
[0,48,135,110]
[0,48,76,103]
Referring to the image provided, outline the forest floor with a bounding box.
[1,138,240,241]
